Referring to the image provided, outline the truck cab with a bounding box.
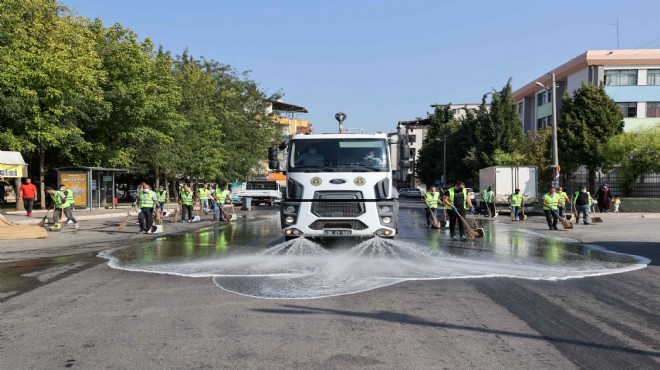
[279,133,399,240]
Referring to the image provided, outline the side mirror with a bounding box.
[268,161,279,170]
[268,145,278,161]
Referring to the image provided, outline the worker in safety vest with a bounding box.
[59,184,76,224]
[212,184,232,221]
[179,185,195,222]
[423,185,440,228]
[133,183,158,233]
[509,189,523,221]
[574,186,593,225]
[485,186,496,218]
[46,186,79,229]
[156,186,168,214]
[197,183,210,215]
[557,187,569,217]
[542,186,560,230]
[443,181,474,240]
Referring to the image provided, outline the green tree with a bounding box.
[0,0,107,207]
[559,82,623,190]
[602,126,660,196]
[493,126,553,185]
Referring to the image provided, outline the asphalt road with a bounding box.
[1,200,658,369]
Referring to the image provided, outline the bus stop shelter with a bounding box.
[56,166,129,211]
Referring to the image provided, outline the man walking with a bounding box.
[485,186,496,218]
[59,184,76,224]
[133,183,158,233]
[46,186,79,229]
[542,186,560,230]
[156,186,168,214]
[423,185,440,228]
[19,178,38,216]
[179,185,195,222]
[557,187,569,217]
[574,186,592,225]
[443,181,473,241]
[509,189,523,221]
[213,184,232,222]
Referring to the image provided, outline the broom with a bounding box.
[229,203,238,222]
[422,198,440,229]
[591,206,603,223]
[38,205,54,227]
[118,205,136,231]
[455,211,480,239]
[469,211,485,238]
[551,209,573,229]
[520,203,528,221]
[569,197,577,221]
[440,206,449,228]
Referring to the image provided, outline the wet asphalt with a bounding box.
[1,199,658,369]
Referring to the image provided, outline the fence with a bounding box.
[563,168,660,198]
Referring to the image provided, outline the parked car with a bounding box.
[406,188,422,197]
[398,188,409,196]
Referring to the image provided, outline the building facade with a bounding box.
[513,49,660,133]
[430,103,490,120]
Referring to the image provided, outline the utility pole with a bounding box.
[551,73,559,188]
[610,19,620,49]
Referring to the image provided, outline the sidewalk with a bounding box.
[2,207,131,225]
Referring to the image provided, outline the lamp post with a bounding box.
[535,72,560,188]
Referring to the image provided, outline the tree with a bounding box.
[602,126,660,196]
[559,82,623,190]
[493,126,553,185]
[0,0,107,207]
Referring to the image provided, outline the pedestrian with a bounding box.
[479,188,487,215]
[212,184,232,221]
[423,185,440,228]
[46,186,79,229]
[19,178,38,216]
[133,183,158,234]
[179,184,195,222]
[542,186,560,230]
[443,181,474,240]
[509,189,523,221]
[156,185,168,214]
[197,183,210,215]
[595,184,612,213]
[613,195,621,213]
[557,187,569,217]
[485,186,496,218]
[574,186,592,225]
[59,184,76,224]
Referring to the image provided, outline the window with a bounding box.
[647,70,660,85]
[518,102,523,115]
[605,69,638,86]
[647,102,660,117]
[289,139,388,171]
[408,135,416,144]
[537,117,547,129]
[547,90,552,104]
[618,102,637,118]
[537,92,547,106]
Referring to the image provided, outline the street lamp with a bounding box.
[535,73,560,188]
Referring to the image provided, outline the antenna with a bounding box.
[335,112,347,133]
[610,19,620,49]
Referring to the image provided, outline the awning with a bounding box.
[0,151,28,178]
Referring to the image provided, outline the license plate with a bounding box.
[323,229,352,236]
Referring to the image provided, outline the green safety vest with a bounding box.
[485,190,495,203]
[510,194,522,207]
[157,190,167,203]
[574,191,593,206]
[446,187,468,209]
[180,190,193,206]
[424,191,440,209]
[138,190,155,208]
[481,189,487,200]
[50,191,68,209]
[220,190,230,203]
[65,189,74,207]
[558,191,569,206]
[198,188,209,200]
[543,193,560,211]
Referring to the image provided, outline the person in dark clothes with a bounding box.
[443,181,474,241]
[574,186,592,225]
[595,184,612,213]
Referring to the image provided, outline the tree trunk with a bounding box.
[38,149,46,209]
[172,177,179,201]
[15,178,24,211]
[155,167,160,189]
[588,168,596,194]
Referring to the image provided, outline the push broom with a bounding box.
[551,209,573,229]
[38,205,54,228]
[118,205,136,231]
[468,211,485,238]
[590,206,603,223]
[422,198,440,229]
[455,211,481,239]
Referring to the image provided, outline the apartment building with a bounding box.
[267,100,312,136]
[430,103,490,120]
[513,49,660,133]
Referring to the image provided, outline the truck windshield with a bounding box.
[289,139,389,172]
[246,181,278,190]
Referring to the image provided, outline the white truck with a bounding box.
[236,180,282,206]
[272,124,399,240]
[479,166,538,213]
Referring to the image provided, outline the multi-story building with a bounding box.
[514,49,660,133]
[430,103,490,120]
[267,100,312,135]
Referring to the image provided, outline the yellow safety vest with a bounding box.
[510,194,522,207]
[50,191,68,209]
[198,188,209,200]
[138,190,155,208]
[574,191,593,206]
[558,191,569,206]
[446,187,468,209]
[180,190,193,206]
[424,191,440,209]
[485,190,495,203]
[157,190,167,203]
[543,193,560,211]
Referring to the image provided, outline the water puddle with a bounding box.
[100,215,649,299]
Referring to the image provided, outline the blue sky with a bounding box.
[66,0,660,134]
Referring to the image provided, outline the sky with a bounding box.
[66,0,660,134]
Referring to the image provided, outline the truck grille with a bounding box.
[311,191,364,217]
[309,219,368,230]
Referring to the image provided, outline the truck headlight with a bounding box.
[382,216,391,224]
[285,216,295,224]
[380,206,391,213]
[285,205,296,213]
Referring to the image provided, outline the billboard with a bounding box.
[59,172,87,207]
[0,164,26,178]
